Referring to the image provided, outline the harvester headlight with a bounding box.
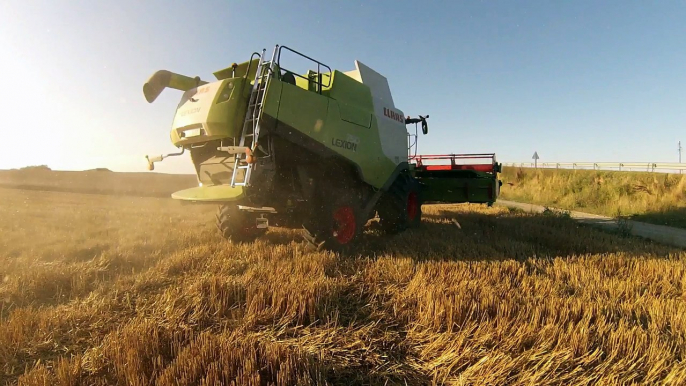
[180,128,205,138]
[216,81,234,103]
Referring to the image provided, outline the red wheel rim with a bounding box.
[333,206,356,244]
[407,192,418,221]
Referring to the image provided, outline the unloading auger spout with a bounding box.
[143,70,208,103]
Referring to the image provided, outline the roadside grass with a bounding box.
[1,186,685,385]
[500,167,686,228]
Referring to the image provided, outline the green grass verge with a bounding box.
[499,167,686,229]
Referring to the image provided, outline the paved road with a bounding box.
[496,200,686,249]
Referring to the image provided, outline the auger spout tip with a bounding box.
[143,70,207,103]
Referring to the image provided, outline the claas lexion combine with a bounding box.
[143,45,502,251]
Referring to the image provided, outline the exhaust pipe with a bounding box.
[143,70,208,103]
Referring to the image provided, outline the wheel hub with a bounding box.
[407,192,418,221]
[333,206,356,244]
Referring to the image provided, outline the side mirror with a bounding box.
[420,115,429,135]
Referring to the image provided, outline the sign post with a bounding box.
[532,151,539,168]
[679,141,682,174]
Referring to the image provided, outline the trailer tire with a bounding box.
[216,204,266,243]
[378,173,422,234]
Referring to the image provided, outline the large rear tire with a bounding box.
[216,204,266,243]
[377,173,422,234]
[303,194,364,253]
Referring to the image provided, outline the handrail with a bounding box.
[276,45,332,94]
[411,153,498,166]
[412,153,500,174]
[411,153,496,160]
[242,51,262,80]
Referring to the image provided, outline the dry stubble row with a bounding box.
[0,187,684,385]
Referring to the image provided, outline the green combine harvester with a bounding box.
[143,45,502,251]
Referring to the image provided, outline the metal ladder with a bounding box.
[230,46,278,187]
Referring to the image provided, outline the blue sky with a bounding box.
[1,0,684,173]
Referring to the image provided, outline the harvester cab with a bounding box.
[143,44,502,251]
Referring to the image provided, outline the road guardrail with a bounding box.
[503,162,686,173]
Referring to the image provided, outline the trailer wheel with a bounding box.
[303,195,363,253]
[378,173,422,234]
[216,204,266,243]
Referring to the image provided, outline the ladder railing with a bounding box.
[276,45,332,94]
[230,46,278,187]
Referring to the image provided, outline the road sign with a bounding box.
[532,151,539,168]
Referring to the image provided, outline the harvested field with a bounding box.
[1,186,685,385]
[0,168,196,198]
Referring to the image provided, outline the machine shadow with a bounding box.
[356,208,678,262]
[630,207,686,229]
[260,206,679,261]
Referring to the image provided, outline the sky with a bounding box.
[0,0,684,174]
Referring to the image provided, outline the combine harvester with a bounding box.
[143,45,502,251]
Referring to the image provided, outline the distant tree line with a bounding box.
[19,165,51,171]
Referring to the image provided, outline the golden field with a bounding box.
[1,178,685,385]
[0,168,196,198]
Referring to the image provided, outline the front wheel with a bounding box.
[303,195,363,253]
[216,204,266,243]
